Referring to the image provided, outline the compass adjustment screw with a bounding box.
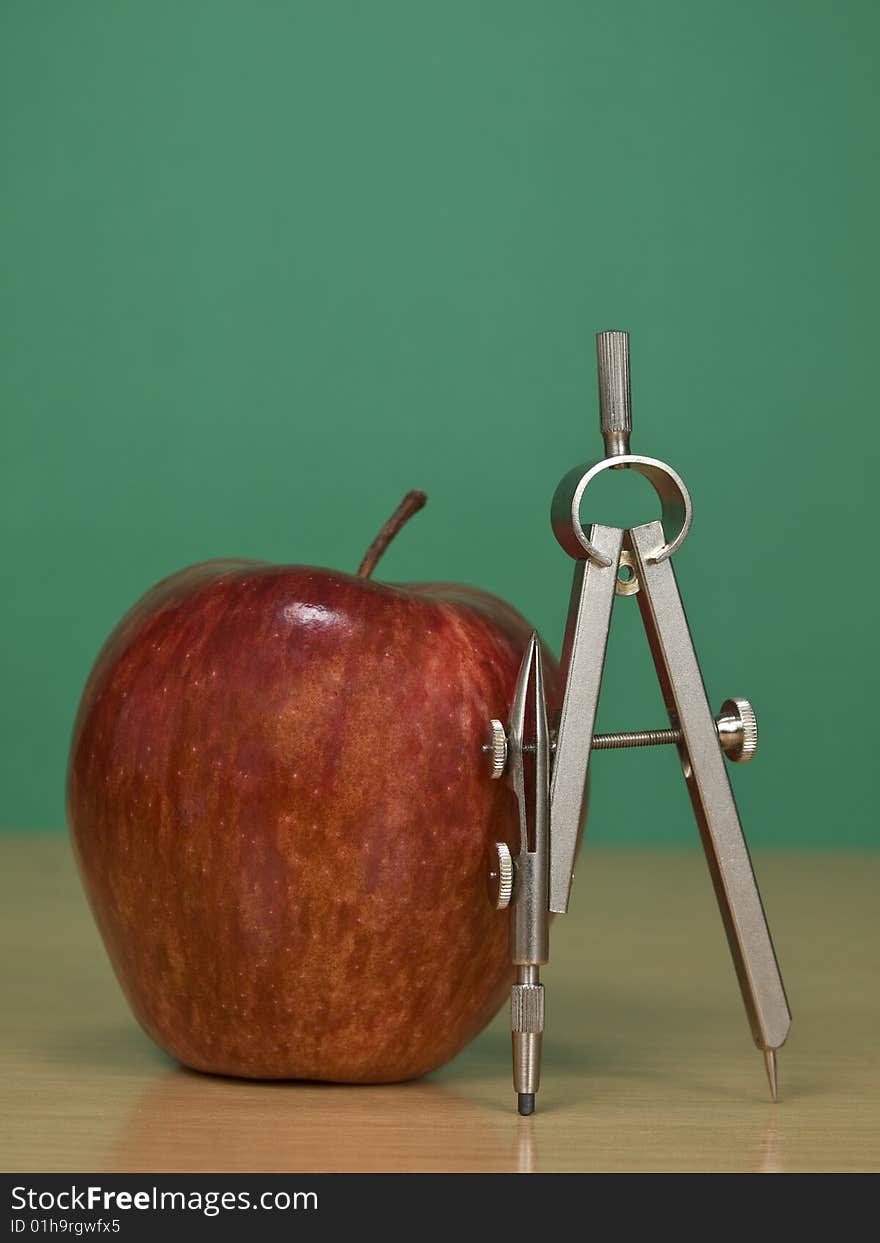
[589,697,759,763]
[716,697,759,763]
[487,842,514,910]
[484,719,508,779]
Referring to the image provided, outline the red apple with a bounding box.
[68,493,561,1082]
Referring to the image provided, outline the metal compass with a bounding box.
[486,331,791,1116]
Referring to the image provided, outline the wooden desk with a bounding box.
[1,837,877,1172]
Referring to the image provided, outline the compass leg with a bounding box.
[629,521,791,1090]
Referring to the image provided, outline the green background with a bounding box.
[1,1,875,846]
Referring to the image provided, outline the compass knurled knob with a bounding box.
[488,842,513,910]
[719,697,759,763]
[486,719,508,779]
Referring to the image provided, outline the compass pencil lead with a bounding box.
[518,1093,535,1116]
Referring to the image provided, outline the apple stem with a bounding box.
[357,490,427,579]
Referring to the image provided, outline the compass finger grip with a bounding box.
[596,330,632,457]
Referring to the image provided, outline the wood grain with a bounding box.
[2,836,877,1172]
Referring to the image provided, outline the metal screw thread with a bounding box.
[520,702,753,757]
[592,727,682,750]
[596,330,632,457]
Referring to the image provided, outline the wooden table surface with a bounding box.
[2,836,878,1173]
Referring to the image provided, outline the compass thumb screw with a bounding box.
[716,697,759,763]
[485,719,508,779]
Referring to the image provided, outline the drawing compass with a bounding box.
[485,331,791,1115]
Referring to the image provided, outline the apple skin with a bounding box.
[68,560,561,1082]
